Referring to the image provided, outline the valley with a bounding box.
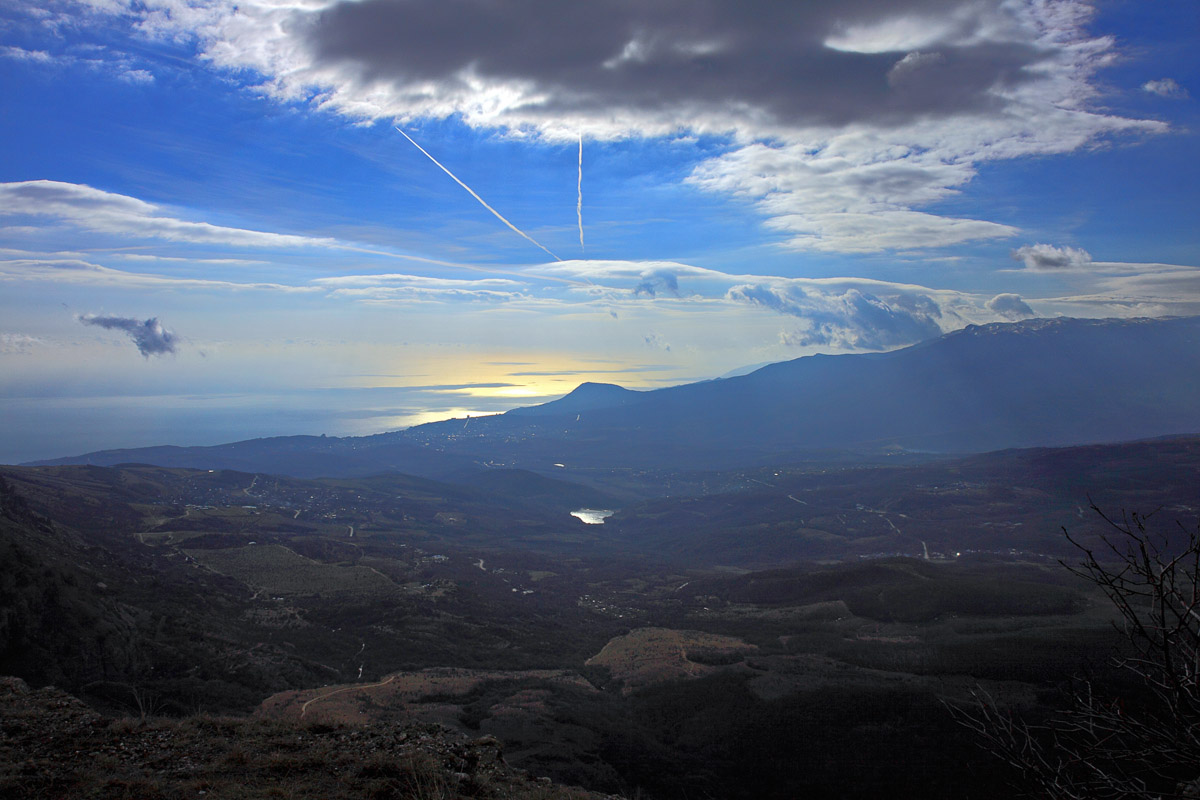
[6,431,1196,797]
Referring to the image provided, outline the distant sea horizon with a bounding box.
[0,389,518,465]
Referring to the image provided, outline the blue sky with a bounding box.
[1,0,1197,462]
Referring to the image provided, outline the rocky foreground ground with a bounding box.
[0,677,621,799]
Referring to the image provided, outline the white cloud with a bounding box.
[118,67,155,83]
[533,259,732,295]
[1009,262,1200,319]
[1142,78,1188,99]
[1011,242,1092,270]
[0,180,338,248]
[727,282,946,350]
[534,257,1200,347]
[0,46,56,63]
[324,286,526,304]
[0,333,47,354]
[0,255,319,292]
[887,51,946,87]
[313,272,530,303]
[986,293,1035,319]
[313,273,524,289]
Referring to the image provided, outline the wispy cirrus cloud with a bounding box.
[0,46,55,64]
[313,273,524,290]
[0,180,336,249]
[0,39,156,83]
[314,272,530,303]
[325,287,527,304]
[0,181,485,274]
[0,254,319,292]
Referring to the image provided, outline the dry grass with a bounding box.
[585,627,756,693]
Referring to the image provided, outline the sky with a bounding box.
[1,0,1197,463]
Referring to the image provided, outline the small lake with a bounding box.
[570,508,616,525]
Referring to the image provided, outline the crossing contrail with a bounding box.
[577,133,585,252]
[395,127,561,262]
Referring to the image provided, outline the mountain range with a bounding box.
[28,315,1200,476]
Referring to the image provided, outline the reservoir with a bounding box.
[570,509,615,524]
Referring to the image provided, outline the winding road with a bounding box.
[300,674,396,717]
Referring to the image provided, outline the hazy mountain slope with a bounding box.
[27,432,476,479]
[28,316,1200,476]
[407,316,1200,470]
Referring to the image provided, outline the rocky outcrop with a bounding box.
[0,676,621,799]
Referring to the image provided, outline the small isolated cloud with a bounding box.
[729,283,944,350]
[0,46,55,64]
[78,314,178,357]
[643,332,671,352]
[887,51,946,87]
[986,293,1035,319]
[118,68,154,84]
[1011,243,1092,270]
[1142,79,1188,99]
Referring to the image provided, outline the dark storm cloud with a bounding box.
[728,283,943,350]
[306,0,1049,128]
[78,314,178,357]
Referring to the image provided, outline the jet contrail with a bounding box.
[577,133,585,252]
[395,127,560,262]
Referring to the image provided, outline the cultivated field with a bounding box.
[186,544,400,598]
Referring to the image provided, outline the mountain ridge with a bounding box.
[25,315,1200,476]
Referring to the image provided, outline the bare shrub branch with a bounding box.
[950,503,1200,799]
